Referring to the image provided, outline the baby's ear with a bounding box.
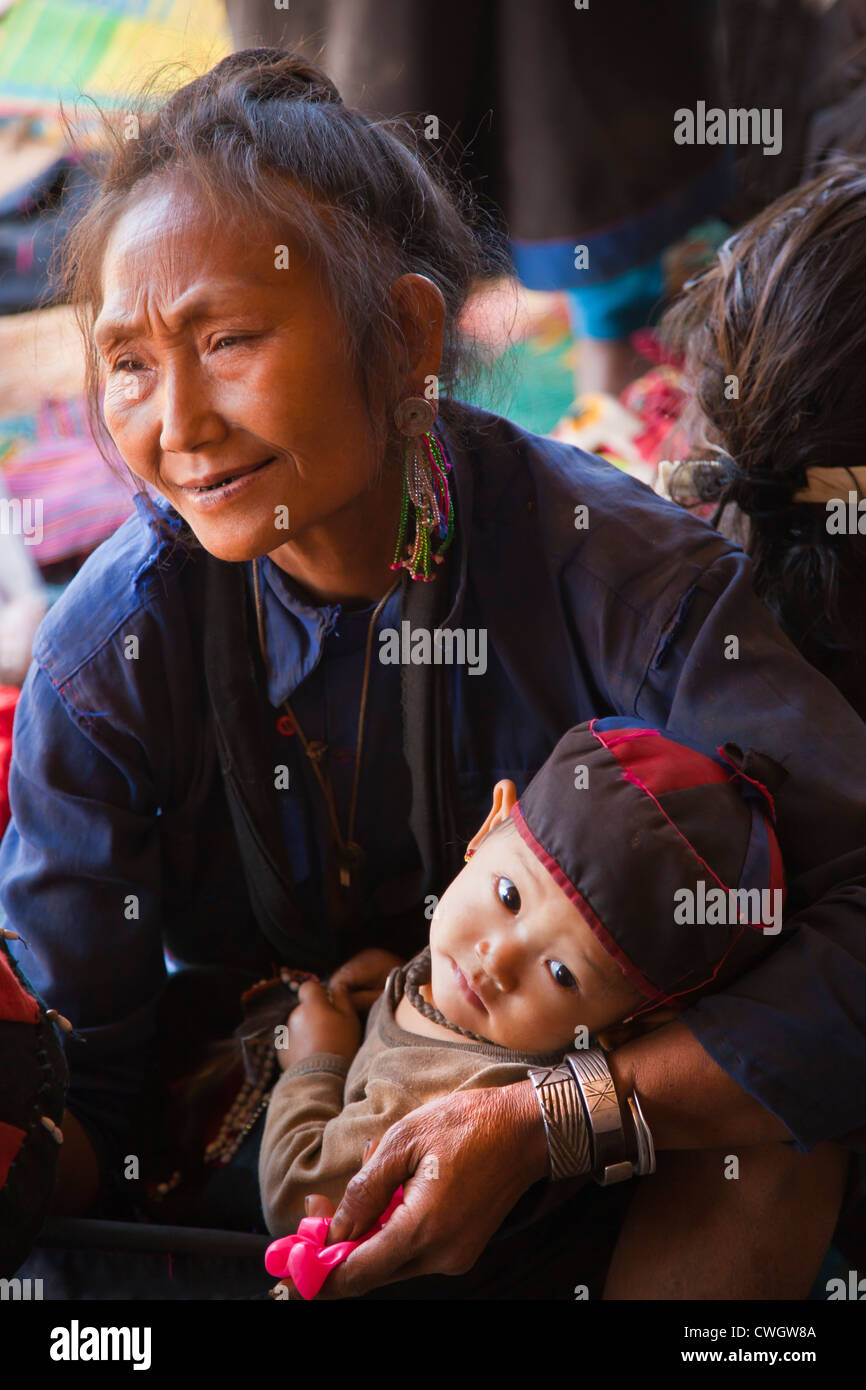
[466,779,518,855]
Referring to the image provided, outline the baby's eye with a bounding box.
[496,877,521,913]
[548,959,577,990]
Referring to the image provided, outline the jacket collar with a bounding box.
[233,407,473,707]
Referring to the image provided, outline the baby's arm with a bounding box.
[260,980,417,1235]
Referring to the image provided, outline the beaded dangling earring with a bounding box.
[390,396,455,582]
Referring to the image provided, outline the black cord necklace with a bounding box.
[252,556,400,892]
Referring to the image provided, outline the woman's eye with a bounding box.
[212,335,250,351]
[111,358,143,373]
[496,877,521,913]
[548,959,577,990]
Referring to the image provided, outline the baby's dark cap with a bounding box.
[512,718,787,1007]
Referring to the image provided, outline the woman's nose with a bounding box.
[158,363,224,457]
[475,937,521,993]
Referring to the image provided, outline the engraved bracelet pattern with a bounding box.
[527,1061,592,1180]
[566,1046,635,1186]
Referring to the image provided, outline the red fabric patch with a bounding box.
[0,686,18,742]
[0,684,18,840]
[0,1119,26,1189]
[592,724,731,796]
[0,950,40,1025]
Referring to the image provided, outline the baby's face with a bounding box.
[428,817,645,1053]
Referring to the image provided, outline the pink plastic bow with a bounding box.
[265,1187,404,1300]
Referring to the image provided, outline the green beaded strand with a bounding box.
[390,430,455,581]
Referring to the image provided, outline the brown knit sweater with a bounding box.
[259,956,563,1237]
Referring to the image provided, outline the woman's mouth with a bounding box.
[178,456,278,506]
[450,958,487,1013]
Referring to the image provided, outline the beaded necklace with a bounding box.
[203,1036,276,1167]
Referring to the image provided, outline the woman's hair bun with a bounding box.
[206,47,343,106]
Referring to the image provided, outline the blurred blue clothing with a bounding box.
[564,257,665,341]
[511,152,735,293]
[2,403,866,1189]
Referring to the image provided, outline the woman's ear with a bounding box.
[465,780,518,857]
[387,273,445,397]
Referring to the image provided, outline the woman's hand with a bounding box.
[305,1080,549,1297]
[328,948,405,1014]
[277,981,361,1071]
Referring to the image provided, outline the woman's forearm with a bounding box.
[606,1020,793,1149]
[512,1021,793,1185]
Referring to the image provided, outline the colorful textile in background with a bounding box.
[1,397,134,564]
[462,288,669,477]
[464,220,728,454]
[0,0,229,118]
[461,288,577,439]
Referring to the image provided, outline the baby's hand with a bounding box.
[328,948,404,1014]
[276,981,361,1070]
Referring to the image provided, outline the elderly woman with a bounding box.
[1,50,863,1299]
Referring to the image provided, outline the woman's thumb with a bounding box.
[326,1137,403,1245]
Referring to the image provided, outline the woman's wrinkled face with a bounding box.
[94,175,381,562]
[428,818,646,1053]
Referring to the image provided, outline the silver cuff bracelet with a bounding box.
[566,1046,656,1185]
[529,1048,656,1185]
[527,1061,593,1180]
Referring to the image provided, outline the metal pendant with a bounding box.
[337,841,366,889]
[394,396,436,437]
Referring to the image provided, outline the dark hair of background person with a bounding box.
[659,157,866,696]
[56,48,511,549]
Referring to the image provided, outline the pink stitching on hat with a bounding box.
[596,728,658,748]
[617,766,731,894]
[714,744,778,823]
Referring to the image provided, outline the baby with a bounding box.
[259,716,787,1238]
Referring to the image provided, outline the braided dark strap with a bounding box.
[403,947,492,1043]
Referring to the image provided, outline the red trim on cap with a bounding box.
[510,801,661,1001]
[591,722,732,797]
[0,1119,26,1189]
[766,816,786,898]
